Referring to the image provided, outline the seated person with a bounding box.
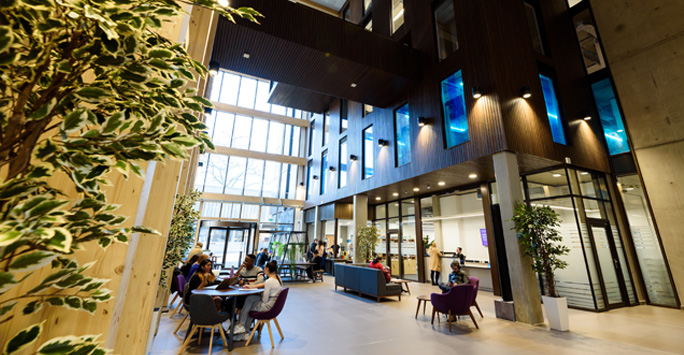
[232,260,284,339]
[369,256,391,283]
[438,260,468,293]
[306,250,323,280]
[187,254,209,280]
[184,259,221,309]
[180,254,200,280]
[235,254,264,309]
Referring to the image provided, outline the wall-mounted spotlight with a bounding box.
[581,110,592,121]
[329,166,336,172]
[208,61,220,76]
[520,86,532,99]
[377,139,388,147]
[472,87,483,99]
[418,117,428,127]
[312,175,319,180]
[299,182,305,187]
[349,154,358,161]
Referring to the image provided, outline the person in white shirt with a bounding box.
[233,260,283,337]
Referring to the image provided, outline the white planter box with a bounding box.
[542,295,569,331]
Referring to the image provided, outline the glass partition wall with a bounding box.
[373,199,418,281]
[523,167,638,310]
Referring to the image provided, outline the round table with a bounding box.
[191,287,264,350]
[415,294,431,319]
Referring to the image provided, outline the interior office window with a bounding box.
[243,159,265,196]
[320,150,328,195]
[364,0,372,15]
[394,103,411,166]
[441,70,469,147]
[434,0,458,61]
[308,119,315,156]
[323,110,329,146]
[306,161,313,200]
[364,19,373,32]
[523,1,546,56]
[591,78,629,155]
[390,0,404,34]
[573,9,606,74]
[340,100,348,133]
[339,138,348,188]
[363,104,373,117]
[224,156,246,195]
[363,125,374,179]
[539,74,567,145]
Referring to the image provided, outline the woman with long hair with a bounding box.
[184,259,216,306]
[180,254,200,279]
[232,260,283,338]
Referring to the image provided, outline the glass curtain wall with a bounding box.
[524,168,637,310]
[373,199,418,281]
[434,0,458,61]
[617,175,677,306]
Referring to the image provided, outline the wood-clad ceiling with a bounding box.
[211,0,421,109]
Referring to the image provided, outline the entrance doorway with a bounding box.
[586,219,630,308]
[198,221,256,270]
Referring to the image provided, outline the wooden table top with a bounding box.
[192,287,263,297]
[416,294,431,301]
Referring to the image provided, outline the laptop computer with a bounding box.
[215,276,239,290]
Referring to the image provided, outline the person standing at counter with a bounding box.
[438,260,468,293]
[428,243,442,286]
[455,247,466,265]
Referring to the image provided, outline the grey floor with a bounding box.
[151,276,684,354]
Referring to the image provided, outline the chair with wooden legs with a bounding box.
[169,275,186,318]
[468,276,484,318]
[245,288,289,348]
[430,284,479,331]
[178,294,231,355]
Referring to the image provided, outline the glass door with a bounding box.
[225,228,249,268]
[207,227,227,265]
[387,230,400,278]
[587,219,628,308]
[401,216,418,281]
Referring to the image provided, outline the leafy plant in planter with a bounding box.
[159,190,202,291]
[356,225,380,263]
[511,203,570,331]
[0,0,260,353]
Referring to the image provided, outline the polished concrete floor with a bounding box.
[150,276,684,354]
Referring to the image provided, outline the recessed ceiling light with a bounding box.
[375,197,381,200]
[552,174,562,177]
[580,172,589,175]
[624,187,634,191]
[468,174,477,179]
[350,83,357,88]
[393,192,399,196]
[438,181,445,186]
[243,52,250,59]
[413,187,420,192]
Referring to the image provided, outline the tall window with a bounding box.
[363,125,374,179]
[394,103,411,166]
[307,161,313,200]
[441,70,469,147]
[340,100,348,133]
[391,0,404,34]
[323,111,329,146]
[523,1,546,56]
[539,73,567,145]
[339,138,348,188]
[573,9,606,74]
[434,0,458,61]
[308,120,315,156]
[363,104,373,117]
[320,150,328,195]
[364,0,372,15]
[343,5,351,22]
[364,19,373,32]
[591,78,629,155]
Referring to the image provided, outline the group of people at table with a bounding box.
[179,247,282,342]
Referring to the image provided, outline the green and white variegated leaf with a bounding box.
[0,272,18,294]
[0,301,17,317]
[0,26,12,53]
[3,321,43,355]
[44,228,72,253]
[37,334,110,355]
[8,251,56,272]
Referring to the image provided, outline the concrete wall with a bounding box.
[591,0,684,306]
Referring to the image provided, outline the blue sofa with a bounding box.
[334,263,402,302]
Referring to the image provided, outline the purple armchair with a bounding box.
[245,288,289,348]
[430,284,479,331]
[468,276,484,318]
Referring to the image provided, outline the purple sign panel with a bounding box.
[480,228,488,246]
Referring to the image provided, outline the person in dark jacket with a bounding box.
[255,248,270,268]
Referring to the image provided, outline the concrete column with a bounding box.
[492,152,544,325]
[352,194,369,263]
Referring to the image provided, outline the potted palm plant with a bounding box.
[511,203,570,331]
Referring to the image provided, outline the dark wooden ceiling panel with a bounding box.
[268,82,336,114]
[212,0,420,108]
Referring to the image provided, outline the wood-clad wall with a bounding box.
[304,0,610,207]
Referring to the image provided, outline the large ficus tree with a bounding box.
[0,0,260,353]
[159,189,201,291]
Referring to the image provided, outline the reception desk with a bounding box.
[427,254,494,292]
